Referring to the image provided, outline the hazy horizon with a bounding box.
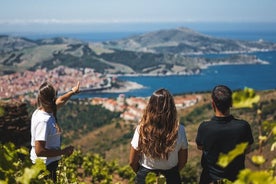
[1,22,276,35]
[1,0,276,34]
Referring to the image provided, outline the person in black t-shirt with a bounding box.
[196,85,254,184]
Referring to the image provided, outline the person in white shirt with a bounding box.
[30,81,79,182]
[129,88,188,184]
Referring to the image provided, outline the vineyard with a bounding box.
[1,88,276,183]
[0,142,199,184]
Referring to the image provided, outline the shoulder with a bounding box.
[179,124,184,130]
[232,117,250,126]
[132,125,140,137]
[178,124,188,147]
[32,109,52,124]
[135,125,140,132]
[178,124,188,139]
[131,125,141,149]
[198,119,212,128]
[178,124,184,134]
[179,124,187,132]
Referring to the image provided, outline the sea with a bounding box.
[81,51,276,98]
[16,25,276,98]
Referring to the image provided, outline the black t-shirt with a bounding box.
[196,115,254,183]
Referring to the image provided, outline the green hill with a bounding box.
[1,27,274,76]
[102,27,276,54]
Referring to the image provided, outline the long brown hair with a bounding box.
[37,82,60,131]
[138,88,179,160]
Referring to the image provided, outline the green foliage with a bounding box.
[16,159,48,184]
[89,154,113,183]
[234,169,276,184]
[259,120,276,151]
[251,155,266,165]
[57,101,120,144]
[261,99,276,118]
[81,153,119,183]
[232,87,260,108]
[0,142,138,183]
[0,142,49,184]
[180,162,199,184]
[57,149,83,183]
[273,126,276,135]
[145,172,158,184]
[117,165,136,182]
[31,47,113,73]
[217,88,276,183]
[145,172,166,184]
[100,50,165,73]
[217,142,248,168]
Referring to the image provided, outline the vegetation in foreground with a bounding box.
[1,88,276,183]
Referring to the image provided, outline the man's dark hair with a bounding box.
[212,85,232,114]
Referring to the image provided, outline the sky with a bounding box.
[0,0,276,33]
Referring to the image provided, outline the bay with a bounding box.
[77,51,276,98]
[16,28,276,98]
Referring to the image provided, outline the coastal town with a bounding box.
[0,66,121,102]
[91,93,201,121]
[0,65,201,122]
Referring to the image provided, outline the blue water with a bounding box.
[10,28,276,98]
[77,51,276,98]
[20,31,276,43]
[76,30,276,98]
[10,22,276,43]
[202,31,276,43]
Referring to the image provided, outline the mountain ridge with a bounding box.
[102,27,276,54]
[0,27,275,76]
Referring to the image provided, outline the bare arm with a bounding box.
[35,141,74,157]
[178,148,188,171]
[129,146,140,173]
[56,81,80,109]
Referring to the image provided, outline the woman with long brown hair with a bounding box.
[129,88,188,184]
[30,81,79,182]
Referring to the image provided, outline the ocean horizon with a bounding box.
[3,22,276,43]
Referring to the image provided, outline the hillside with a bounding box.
[69,89,276,169]
[0,27,274,76]
[1,89,276,183]
[102,27,276,54]
[60,88,276,181]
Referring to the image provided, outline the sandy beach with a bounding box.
[101,81,145,93]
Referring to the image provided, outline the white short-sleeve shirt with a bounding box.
[131,124,188,170]
[30,109,61,165]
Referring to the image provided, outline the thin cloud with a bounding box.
[0,18,200,25]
